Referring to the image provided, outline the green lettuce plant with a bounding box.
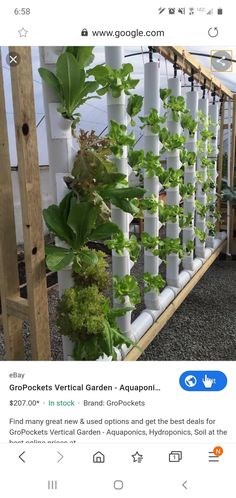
[180,183,196,199]
[108,120,136,158]
[105,232,141,263]
[43,195,120,272]
[159,128,186,152]
[195,227,207,243]
[163,95,187,122]
[87,62,139,97]
[57,285,134,361]
[180,149,197,167]
[143,273,165,293]
[127,94,144,125]
[140,108,166,134]
[38,47,99,130]
[113,275,141,305]
[181,114,198,137]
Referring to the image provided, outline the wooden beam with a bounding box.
[229,95,236,251]
[6,296,30,321]
[0,50,24,360]
[154,46,234,99]
[10,46,51,360]
[217,99,225,230]
[125,240,226,361]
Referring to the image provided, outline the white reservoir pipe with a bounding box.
[227,99,232,255]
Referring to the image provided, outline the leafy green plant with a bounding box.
[159,128,185,152]
[163,95,187,122]
[195,200,208,218]
[181,114,198,137]
[143,273,165,293]
[43,195,120,272]
[141,232,184,261]
[201,178,216,193]
[127,94,143,125]
[201,129,214,141]
[195,227,207,243]
[128,150,164,179]
[140,108,166,134]
[73,249,109,291]
[201,157,215,169]
[136,195,160,215]
[57,285,134,360]
[160,168,183,188]
[185,240,195,254]
[38,48,99,129]
[207,221,216,236]
[180,149,197,167]
[87,63,139,97]
[108,120,136,158]
[105,232,141,263]
[67,130,144,217]
[179,212,194,228]
[159,204,183,223]
[113,275,141,305]
[180,183,196,199]
[160,88,172,102]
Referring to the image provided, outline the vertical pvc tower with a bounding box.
[143,60,162,309]
[166,77,181,287]
[207,102,219,248]
[195,97,209,258]
[105,47,132,337]
[182,91,198,269]
[40,47,75,359]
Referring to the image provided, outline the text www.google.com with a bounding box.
[90,29,165,38]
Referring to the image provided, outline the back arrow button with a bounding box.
[182,480,188,490]
[19,451,26,463]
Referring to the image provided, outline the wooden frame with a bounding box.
[0,47,51,360]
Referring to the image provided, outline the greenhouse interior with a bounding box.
[0,45,235,361]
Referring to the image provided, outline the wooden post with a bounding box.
[0,51,24,359]
[230,95,236,249]
[217,98,225,231]
[10,46,51,360]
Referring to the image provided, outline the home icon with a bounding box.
[93,451,105,463]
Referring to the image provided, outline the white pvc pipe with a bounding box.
[143,61,161,310]
[206,103,219,248]
[195,97,209,258]
[105,47,132,337]
[166,78,181,287]
[183,91,198,270]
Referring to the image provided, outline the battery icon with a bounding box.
[217,8,223,14]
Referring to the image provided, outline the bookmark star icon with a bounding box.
[132,451,143,463]
[18,27,28,37]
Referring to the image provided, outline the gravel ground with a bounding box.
[0,256,235,361]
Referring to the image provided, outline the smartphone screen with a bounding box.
[0,1,235,496]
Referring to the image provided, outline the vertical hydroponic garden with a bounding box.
[39,46,226,361]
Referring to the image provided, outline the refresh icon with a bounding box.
[208,27,219,38]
